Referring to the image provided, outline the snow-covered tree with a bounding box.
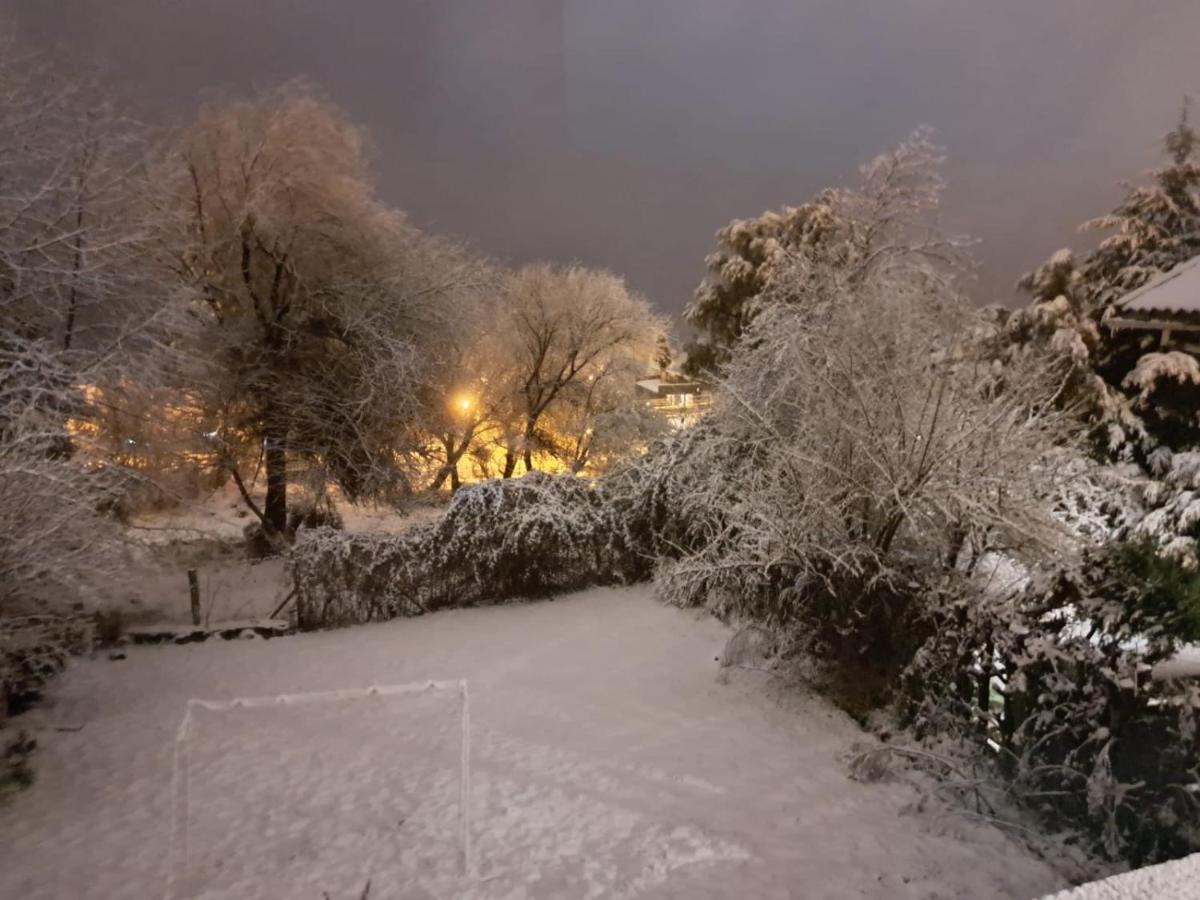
[1009,101,1200,457]
[498,264,662,477]
[151,84,479,536]
[654,332,672,375]
[0,337,122,616]
[683,128,952,376]
[1082,100,1200,308]
[683,197,845,376]
[0,25,160,618]
[0,26,155,353]
[542,349,667,475]
[420,281,516,491]
[649,134,1074,630]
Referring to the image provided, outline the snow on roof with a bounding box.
[637,377,707,396]
[1040,851,1200,899]
[1117,255,1200,316]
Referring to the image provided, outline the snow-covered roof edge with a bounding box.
[1117,254,1200,316]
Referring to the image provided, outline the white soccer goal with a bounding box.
[164,680,472,900]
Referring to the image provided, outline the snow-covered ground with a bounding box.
[0,585,1071,899]
[127,484,444,545]
[106,487,444,628]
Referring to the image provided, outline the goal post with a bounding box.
[164,679,472,900]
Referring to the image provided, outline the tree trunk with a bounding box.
[431,436,466,491]
[429,466,452,492]
[502,448,518,479]
[522,418,537,473]
[62,183,87,351]
[263,414,288,534]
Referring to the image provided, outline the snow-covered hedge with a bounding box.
[290,527,437,628]
[291,473,634,629]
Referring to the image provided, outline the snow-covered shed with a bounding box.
[1108,255,1200,348]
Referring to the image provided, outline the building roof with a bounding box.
[1117,255,1200,317]
[636,378,707,396]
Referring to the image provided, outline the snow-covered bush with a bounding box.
[290,527,436,628]
[0,338,124,616]
[0,727,35,798]
[650,134,1075,671]
[0,615,93,719]
[901,549,1200,865]
[433,471,623,596]
[598,421,743,580]
[292,472,632,629]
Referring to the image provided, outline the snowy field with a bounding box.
[0,585,1071,899]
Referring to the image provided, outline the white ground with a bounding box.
[127,484,444,545]
[0,585,1072,900]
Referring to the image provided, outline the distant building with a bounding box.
[1107,255,1200,349]
[635,374,712,428]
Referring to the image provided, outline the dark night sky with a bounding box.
[5,1,1200,322]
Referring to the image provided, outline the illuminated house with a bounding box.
[635,375,712,428]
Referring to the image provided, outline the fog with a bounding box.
[7,0,1199,317]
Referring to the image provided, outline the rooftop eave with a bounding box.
[1106,314,1200,333]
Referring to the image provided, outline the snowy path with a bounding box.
[0,586,1067,899]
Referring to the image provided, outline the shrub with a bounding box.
[291,526,436,628]
[288,494,345,534]
[899,557,1200,865]
[292,473,631,629]
[600,421,744,582]
[0,337,124,615]
[0,615,93,717]
[1085,536,1200,645]
[0,729,36,800]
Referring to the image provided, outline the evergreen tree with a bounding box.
[1081,99,1200,308]
[682,199,843,377]
[683,129,945,378]
[654,333,672,375]
[1011,100,1200,455]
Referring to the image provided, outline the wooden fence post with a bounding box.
[188,569,201,626]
